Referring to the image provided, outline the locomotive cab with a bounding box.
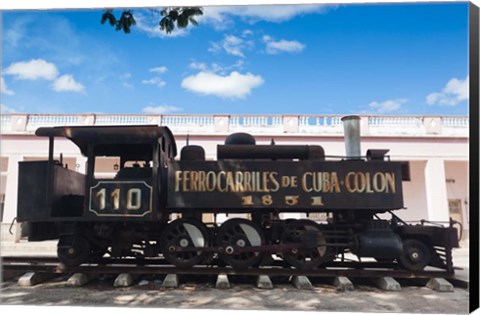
[17,125,177,240]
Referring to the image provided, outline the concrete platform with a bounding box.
[1,239,57,256]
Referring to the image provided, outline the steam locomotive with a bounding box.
[16,116,459,271]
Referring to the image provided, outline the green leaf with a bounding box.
[189,17,198,26]
[168,10,179,20]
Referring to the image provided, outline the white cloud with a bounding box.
[223,35,246,57]
[1,77,14,95]
[120,72,134,89]
[201,5,334,28]
[141,77,166,88]
[4,59,58,80]
[52,74,85,92]
[263,36,305,54]
[242,29,253,37]
[189,60,245,75]
[142,105,183,114]
[3,16,31,49]
[149,66,168,74]
[4,59,86,93]
[369,99,407,114]
[426,76,469,106]
[189,62,208,71]
[181,71,264,99]
[209,35,253,58]
[0,104,17,114]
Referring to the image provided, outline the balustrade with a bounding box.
[95,115,150,125]
[25,115,81,131]
[0,113,468,137]
[441,116,469,127]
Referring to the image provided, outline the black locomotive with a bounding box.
[16,116,459,271]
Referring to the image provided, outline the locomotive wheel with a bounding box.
[57,234,91,267]
[160,218,209,268]
[217,218,265,269]
[281,219,334,269]
[398,239,432,271]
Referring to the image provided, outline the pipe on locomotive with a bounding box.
[216,132,325,160]
[341,115,362,160]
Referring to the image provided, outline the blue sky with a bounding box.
[1,2,470,116]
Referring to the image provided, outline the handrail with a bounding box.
[0,114,469,137]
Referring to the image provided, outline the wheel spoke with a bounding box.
[217,218,265,269]
[281,219,334,269]
[160,218,209,268]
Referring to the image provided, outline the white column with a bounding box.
[3,154,22,223]
[424,158,449,222]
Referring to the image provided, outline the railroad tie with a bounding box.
[256,275,273,289]
[18,272,56,287]
[215,274,231,289]
[163,274,179,288]
[333,276,354,291]
[373,277,401,291]
[292,276,313,290]
[113,273,136,287]
[426,278,454,292]
[68,273,93,287]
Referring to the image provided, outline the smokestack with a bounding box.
[341,115,361,160]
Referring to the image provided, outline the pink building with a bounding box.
[0,113,470,242]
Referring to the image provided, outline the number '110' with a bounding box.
[96,188,142,210]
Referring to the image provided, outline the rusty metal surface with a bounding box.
[167,160,404,210]
[217,144,321,160]
[35,125,177,157]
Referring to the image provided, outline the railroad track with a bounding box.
[1,255,465,283]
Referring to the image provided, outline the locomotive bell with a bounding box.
[341,115,362,160]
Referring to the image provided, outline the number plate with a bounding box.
[89,181,153,217]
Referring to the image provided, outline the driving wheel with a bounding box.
[281,219,334,269]
[160,218,210,268]
[217,218,265,269]
[57,234,91,267]
[398,239,432,271]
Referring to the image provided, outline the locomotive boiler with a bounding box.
[16,116,459,271]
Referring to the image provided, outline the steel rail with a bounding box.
[1,256,460,280]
